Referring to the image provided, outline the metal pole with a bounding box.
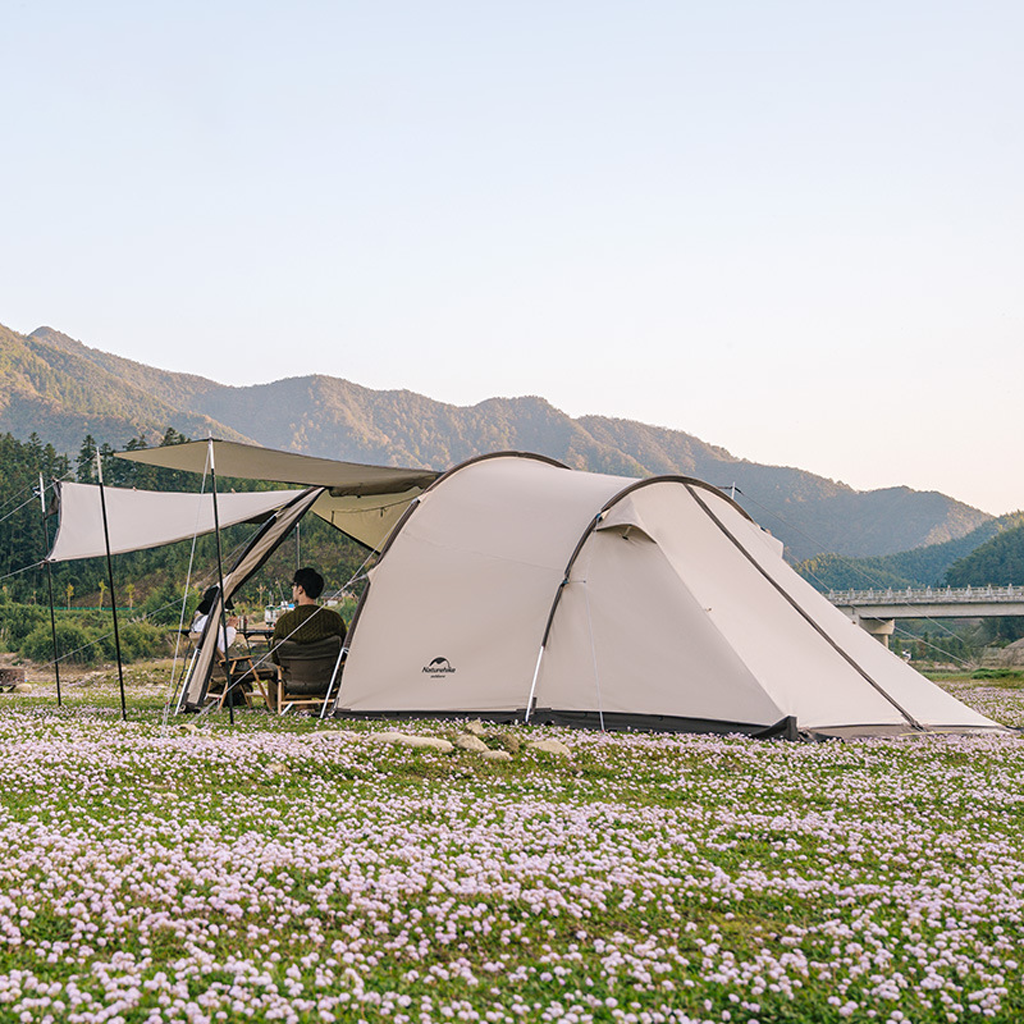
[318,646,346,721]
[96,453,127,721]
[39,475,62,706]
[208,439,234,724]
[523,644,545,723]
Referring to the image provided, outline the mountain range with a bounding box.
[0,320,996,563]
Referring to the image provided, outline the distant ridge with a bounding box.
[797,514,1024,591]
[0,321,993,562]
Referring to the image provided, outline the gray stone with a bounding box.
[488,732,521,754]
[464,719,486,736]
[528,738,572,756]
[455,733,490,753]
[369,731,454,753]
[482,749,513,762]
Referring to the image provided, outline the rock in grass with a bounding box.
[487,732,521,754]
[12,683,32,694]
[463,719,486,736]
[455,733,489,753]
[528,738,572,756]
[481,749,512,762]
[370,731,454,753]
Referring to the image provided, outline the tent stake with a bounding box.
[39,475,61,707]
[96,454,127,721]
[208,439,234,725]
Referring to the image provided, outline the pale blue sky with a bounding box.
[1,2,1021,514]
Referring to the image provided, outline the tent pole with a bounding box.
[523,644,545,723]
[39,475,62,707]
[96,454,127,721]
[208,439,235,725]
[319,646,346,721]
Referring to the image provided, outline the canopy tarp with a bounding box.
[116,440,439,550]
[46,482,307,563]
[116,439,438,494]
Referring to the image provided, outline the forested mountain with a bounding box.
[0,321,996,561]
[0,323,248,452]
[946,521,1024,586]
[797,514,1024,591]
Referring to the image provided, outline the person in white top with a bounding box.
[192,586,238,654]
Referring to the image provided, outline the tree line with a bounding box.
[0,428,367,627]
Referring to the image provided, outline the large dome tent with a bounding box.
[333,452,1001,738]
[110,441,1003,737]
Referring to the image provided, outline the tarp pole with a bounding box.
[96,454,127,721]
[39,475,61,707]
[208,439,235,725]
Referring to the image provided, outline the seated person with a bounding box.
[271,567,347,664]
[192,586,239,655]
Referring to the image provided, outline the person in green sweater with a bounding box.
[270,566,347,664]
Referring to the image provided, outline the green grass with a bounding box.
[0,662,1019,1021]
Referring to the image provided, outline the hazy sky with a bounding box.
[1,2,1021,514]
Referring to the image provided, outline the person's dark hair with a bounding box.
[197,585,233,615]
[293,567,324,600]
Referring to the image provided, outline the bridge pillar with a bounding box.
[856,617,895,647]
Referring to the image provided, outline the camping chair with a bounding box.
[270,636,344,715]
[188,632,275,709]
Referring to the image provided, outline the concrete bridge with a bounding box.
[827,585,1024,644]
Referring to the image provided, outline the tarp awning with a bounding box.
[115,439,439,495]
[46,482,308,563]
[115,439,439,550]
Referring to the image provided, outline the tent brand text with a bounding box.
[423,657,456,677]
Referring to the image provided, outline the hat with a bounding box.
[198,586,234,615]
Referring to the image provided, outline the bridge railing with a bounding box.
[827,584,1024,606]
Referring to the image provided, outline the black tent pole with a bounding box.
[39,474,62,707]
[96,452,127,721]
[208,439,234,725]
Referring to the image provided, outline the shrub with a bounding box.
[0,604,49,653]
[21,620,99,666]
[972,668,1022,680]
[98,620,171,662]
[21,615,172,665]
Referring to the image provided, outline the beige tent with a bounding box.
[113,442,1002,736]
[333,453,1002,738]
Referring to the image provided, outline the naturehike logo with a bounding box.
[423,657,456,678]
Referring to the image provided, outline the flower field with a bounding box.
[0,669,1021,1023]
